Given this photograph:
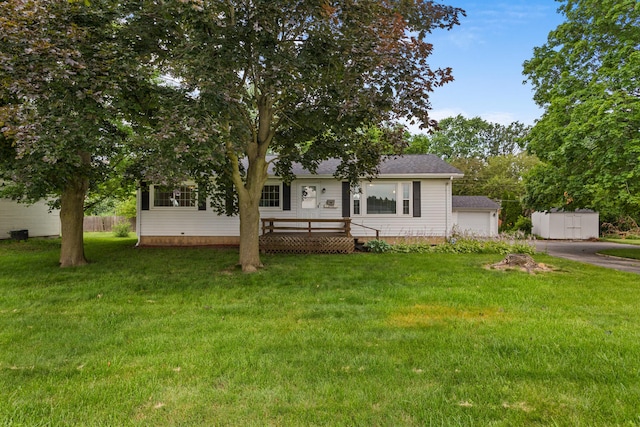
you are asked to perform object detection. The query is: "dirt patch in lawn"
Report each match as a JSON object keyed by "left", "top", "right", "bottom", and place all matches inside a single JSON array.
[{"left": 389, "top": 304, "right": 508, "bottom": 328}]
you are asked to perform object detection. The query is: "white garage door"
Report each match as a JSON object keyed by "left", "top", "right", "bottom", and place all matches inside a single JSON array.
[{"left": 456, "top": 212, "right": 491, "bottom": 236}]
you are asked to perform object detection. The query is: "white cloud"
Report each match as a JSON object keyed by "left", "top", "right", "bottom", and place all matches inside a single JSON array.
[
  {"left": 481, "top": 111, "right": 518, "bottom": 125},
  {"left": 429, "top": 108, "right": 470, "bottom": 122},
  {"left": 400, "top": 108, "right": 469, "bottom": 135},
  {"left": 402, "top": 109, "right": 534, "bottom": 135},
  {"left": 445, "top": 26, "right": 485, "bottom": 49}
]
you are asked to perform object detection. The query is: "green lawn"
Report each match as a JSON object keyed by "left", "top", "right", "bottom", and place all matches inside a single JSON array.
[
  {"left": 1, "top": 235, "right": 640, "bottom": 426},
  {"left": 601, "top": 237, "right": 640, "bottom": 246},
  {"left": 599, "top": 248, "right": 640, "bottom": 260}
]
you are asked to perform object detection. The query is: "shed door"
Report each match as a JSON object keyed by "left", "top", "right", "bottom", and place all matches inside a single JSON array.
[{"left": 565, "top": 214, "right": 582, "bottom": 239}]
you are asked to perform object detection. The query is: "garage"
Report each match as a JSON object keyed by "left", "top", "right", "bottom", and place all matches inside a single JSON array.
[{"left": 452, "top": 196, "right": 500, "bottom": 237}]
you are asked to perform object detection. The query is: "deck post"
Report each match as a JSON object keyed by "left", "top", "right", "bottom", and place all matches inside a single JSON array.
[{"left": 343, "top": 217, "right": 351, "bottom": 237}]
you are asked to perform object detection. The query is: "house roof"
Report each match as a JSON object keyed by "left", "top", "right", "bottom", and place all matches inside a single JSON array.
[
  {"left": 452, "top": 196, "right": 500, "bottom": 210},
  {"left": 268, "top": 154, "right": 463, "bottom": 178}
]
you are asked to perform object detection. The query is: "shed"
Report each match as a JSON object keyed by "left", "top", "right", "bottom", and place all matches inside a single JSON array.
[
  {"left": 452, "top": 196, "right": 500, "bottom": 237},
  {"left": 0, "top": 198, "right": 61, "bottom": 239},
  {"left": 532, "top": 209, "right": 599, "bottom": 240}
]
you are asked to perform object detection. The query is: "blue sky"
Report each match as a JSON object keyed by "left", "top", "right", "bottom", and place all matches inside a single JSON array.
[{"left": 412, "top": 0, "right": 566, "bottom": 131}]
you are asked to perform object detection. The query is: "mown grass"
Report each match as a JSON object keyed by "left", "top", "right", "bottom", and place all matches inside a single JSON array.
[
  {"left": 599, "top": 247, "right": 640, "bottom": 260},
  {"left": 601, "top": 237, "right": 640, "bottom": 246},
  {"left": 1, "top": 234, "right": 640, "bottom": 426}
]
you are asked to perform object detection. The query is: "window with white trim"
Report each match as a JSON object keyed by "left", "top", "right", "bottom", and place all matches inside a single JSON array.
[
  {"left": 353, "top": 185, "right": 361, "bottom": 215},
  {"left": 259, "top": 184, "right": 280, "bottom": 208},
  {"left": 352, "top": 182, "right": 412, "bottom": 216},
  {"left": 153, "top": 185, "right": 197, "bottom": 207},
  {"left": 402, "top": 183, "right": 411, "bottom": 215}
]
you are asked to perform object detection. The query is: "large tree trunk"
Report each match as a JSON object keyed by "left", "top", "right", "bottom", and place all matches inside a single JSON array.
[
  {"left": 231, "top": 94, "right": 274, "bottom": 272},
  {"left": 232, "top": 146, "right": 269, "bottom": 273},
  {"left": 237, "top": 194, "right": 263, "bottom": 273},
  {"left": 59, "top": 156, "right": 90, "bottom": 267}
]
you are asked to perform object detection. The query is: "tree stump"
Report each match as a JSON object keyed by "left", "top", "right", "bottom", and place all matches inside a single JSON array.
[{"left": 490, "top": 253, "right": 550, "bottom": 274}]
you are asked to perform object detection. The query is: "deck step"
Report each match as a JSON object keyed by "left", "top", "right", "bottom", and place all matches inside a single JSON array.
[{"left": 354, "top": 238, "right": 369, "bottom": 252}]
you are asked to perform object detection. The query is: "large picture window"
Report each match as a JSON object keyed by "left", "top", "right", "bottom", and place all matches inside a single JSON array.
[
  {"left": 353, "top": 182, "right": 412, "bottom": 216},
  {"left": 153, "top": 185, "right": 197, "bottom": 207},
  {"left": 259, "top": 184, "right": 280, "bottom": 208},
  {"left": 366, "top": 183, "right": 397, "bottom": 214}
]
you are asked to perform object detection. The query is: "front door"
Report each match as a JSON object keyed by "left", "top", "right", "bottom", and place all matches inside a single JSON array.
[{"left": 300, "top": 184, "right": 320, "bottom": 219}]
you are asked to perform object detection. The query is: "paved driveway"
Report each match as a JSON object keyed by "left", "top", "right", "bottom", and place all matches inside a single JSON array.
[{"left": 534, "top": 240, "right": 640, "bottom": 274}]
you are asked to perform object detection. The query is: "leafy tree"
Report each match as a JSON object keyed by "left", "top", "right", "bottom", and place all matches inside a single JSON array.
[
  {"left": 144, "top": 0, "right": 465, "bottom": 272},
  {"left": 522, "top": 0, "right": 640, "bottom": 220},
  {"left": 451, "top": 154, "right": 540, "bottom": 228},
  {"left": 407, "top": 116, "right": 536, "bottom": 226},
  {"left": 0, "top": 0, "right": 151, "bottom": 266},
  {"left": 406, "top": 115, "right": 530, "bottom": 159}
]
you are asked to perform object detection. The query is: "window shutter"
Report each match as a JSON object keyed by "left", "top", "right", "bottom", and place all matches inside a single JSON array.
[
  {"left": 412, "top": 181, "right": 421, "bottom": 217},
  {"left": 225, "top": 187, "right": 235, "bottom": 214},
  {"left": 141, "top": 182, "right": 149, "bottom": 211},
  {"left": 283, "top": 183, "right": 291, "bottom": 211},
  {"left": 342, "top": 182, "right": 350, "bottom": 217},
  {"left": 196, "top": 182, "right": 207, "bottom": 210}
]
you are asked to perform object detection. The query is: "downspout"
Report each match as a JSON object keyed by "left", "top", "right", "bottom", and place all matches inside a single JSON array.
[
  {"left": 445, "top": 176, "right": 453, "bottom": 240},
  {"left": 135, "top": 187, "right": 142, "bottom": 247},
  {"left": 445, "top": 179, "right": 449, "bottom": 239}
]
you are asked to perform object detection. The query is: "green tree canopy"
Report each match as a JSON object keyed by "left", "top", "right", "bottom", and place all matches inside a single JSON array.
[
  {"left": 406, "top": 115, "right": 537, "bottom": 229},
  {"left": 406, "top": 115, "right": 530, "bottom": 160},
  {"left": 141, "top": 0, "right": 465, "bottom": 271},
  {"left": 522, "top": 0, "right": 640, "bottom": 220},
  {"left": 0, "top": 0, "right": 152, "bottom": 266}
]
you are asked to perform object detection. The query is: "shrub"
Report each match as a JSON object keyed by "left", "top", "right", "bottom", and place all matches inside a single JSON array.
[
  {"left": 365, "top": 239, "right": 392, "bottom": 253},
  {"left": 115, "top": 195, "right": 137, "bottom": 219},
  {"left": 513, "top": 216, "right": 533, "bottom": 235},
  {"left": 112, "top": 221, "right": 131, "bottom": 238},
  {"left": 387, "top": 236, "right": 535, "bottom": 255}
]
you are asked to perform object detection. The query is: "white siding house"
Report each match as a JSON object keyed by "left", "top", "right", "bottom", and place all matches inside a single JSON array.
[
  {"left": 136, "top": 155, "right": 464, "bottom": 246},
  {"left": 532, "top": 209, "right": 599, "bottom": 240},
  {"left": 0, "top": 198, "right": 61, "bottom": 239}
]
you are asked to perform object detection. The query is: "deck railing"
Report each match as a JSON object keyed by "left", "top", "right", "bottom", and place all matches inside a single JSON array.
[
  {"left": 350, "top": 222, "right": 380, "bottom": 239},
  {"left": 261, "top": 218, "right": 352, "bottom": 237}
]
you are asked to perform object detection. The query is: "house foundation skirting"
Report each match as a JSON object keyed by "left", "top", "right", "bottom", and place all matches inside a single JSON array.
[
  {"left": 259, "top": 234, "right": 354, "bottom": 254},
  {"left": 138, "top": 235, "right": 240, "bottom": 247},
  {"left": 137, "top": 235, "right": 445, "bottom": 248}
]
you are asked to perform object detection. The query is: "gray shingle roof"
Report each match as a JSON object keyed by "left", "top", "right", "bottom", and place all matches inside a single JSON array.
[
  {"left": 269, "top": 154, "right": 462, "bottom": 177},
  {"left": 452, "top": 196, "right": 500, "bottom": 210}
]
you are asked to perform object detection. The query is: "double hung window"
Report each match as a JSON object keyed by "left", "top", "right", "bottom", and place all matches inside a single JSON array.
[
  {"left": 259, "top": 184, "right": 281, "bottom": 208},
  {"left": 153, "top": 185, "right": 197, "bottom": 207}
]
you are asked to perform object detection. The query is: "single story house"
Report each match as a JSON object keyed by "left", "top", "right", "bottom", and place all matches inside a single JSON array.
[
  {"left": 452, "top": 196, "right": 500, "bottom": 237},
  {"left": 0, "top": 198, "right": 61, "bottom": 240},
  {"left": 532, "top": 209, "right": 599, "bottom": 240},
  {"left": 136, "top": 154, "right": 466, "bottom": 246}
]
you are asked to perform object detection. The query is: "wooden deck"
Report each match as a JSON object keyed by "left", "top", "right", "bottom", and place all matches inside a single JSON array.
[{"left": 259, "top": 218, "right": 355, "bottom": 254}]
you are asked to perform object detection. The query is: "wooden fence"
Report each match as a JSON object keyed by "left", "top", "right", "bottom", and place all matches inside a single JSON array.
[{"left": 83, "top": 216, "right": 136, "bottom": 232}]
